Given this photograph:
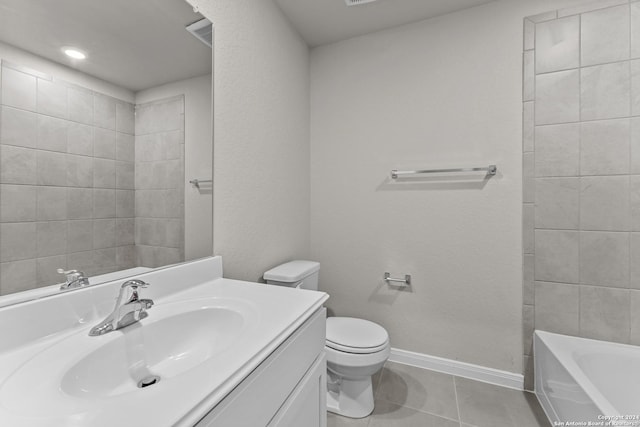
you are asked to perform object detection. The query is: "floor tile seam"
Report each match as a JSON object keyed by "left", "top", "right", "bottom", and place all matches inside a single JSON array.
[{"left": 373, "top": 395, "right": 461, "bottom": 424}]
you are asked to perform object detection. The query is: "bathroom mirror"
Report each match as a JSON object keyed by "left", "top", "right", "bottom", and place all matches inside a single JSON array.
[{"left": 0, "top": 0, "right": 213, "bottom": 307}]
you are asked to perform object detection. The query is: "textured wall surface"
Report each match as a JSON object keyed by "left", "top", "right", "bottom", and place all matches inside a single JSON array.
[
  {"left": 523, "top": 0, "right": 640, "bottom": 389},
  {"left": 191, "top": 0, "right": 311, "bottom": 282},
  {"left": 310, "top": 0, "right": 596, "bottom": 375},
  {"left": 0, "top": 61, "right": 136, "bottom": 294}
]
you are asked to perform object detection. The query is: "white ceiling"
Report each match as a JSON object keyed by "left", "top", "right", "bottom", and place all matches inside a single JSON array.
[
  {"left": 0, "top": 0, "right": 212, "bottom": 92},
  {"left": 275, "top": 0, "right": 496, "bottom": 47}
]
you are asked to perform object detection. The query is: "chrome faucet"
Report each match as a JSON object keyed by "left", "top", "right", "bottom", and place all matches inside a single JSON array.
[
  {"left": 89, "top": 279, "right": 154, "bottom": 336},
  {"left": 58, "top": 269, "right": 90, "bottom": 290}
]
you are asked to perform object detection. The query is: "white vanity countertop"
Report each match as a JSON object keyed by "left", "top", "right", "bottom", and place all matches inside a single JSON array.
[{"left": 0, "top": 257, "right": 328, "bottom": 427}]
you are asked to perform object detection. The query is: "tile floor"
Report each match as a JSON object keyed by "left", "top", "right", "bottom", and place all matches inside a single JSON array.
[{"left": 327, "top": 361, "right": 550, "bottom": 427}]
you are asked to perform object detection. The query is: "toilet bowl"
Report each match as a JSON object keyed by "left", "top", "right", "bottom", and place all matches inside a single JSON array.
[{"left": 264, "top": 260, "right": 390, "bottom": 419}]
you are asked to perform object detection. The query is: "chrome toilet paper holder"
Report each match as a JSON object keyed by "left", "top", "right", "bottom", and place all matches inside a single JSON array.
[{"left": 384, "top": 272, "right": 411, "bottom": 287}]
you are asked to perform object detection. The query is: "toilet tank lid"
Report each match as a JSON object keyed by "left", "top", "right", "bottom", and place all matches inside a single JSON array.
[{"left": 263, "top": 260, "right": 320, "bottom": 282}]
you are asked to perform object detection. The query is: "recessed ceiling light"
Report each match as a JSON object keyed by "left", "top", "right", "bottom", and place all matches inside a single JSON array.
[{"left": 63, "top": 48, "right": 86, "bottom": 60}]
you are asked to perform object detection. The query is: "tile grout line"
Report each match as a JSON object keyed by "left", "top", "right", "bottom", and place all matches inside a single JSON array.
[{"left": 452, "top": 376, "right": 463, "bottom": 427}]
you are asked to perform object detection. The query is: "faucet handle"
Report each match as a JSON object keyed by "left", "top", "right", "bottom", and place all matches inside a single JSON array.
[
  {"left": 121, "top": 279, "right": 150, "bottom": 290},
  {"left": 58, "top": 268, "right": 81, "bottom": 278}
]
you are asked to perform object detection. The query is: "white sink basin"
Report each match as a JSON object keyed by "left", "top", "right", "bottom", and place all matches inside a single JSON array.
[
  {"left": 0, "top": 297, "right": 257, "bottom": 417},
  {"left": 0, "top": 257, "right": 328, "bottom": 427},
  {"left": 62, "top": 304, "right": 246, "bottom": 398}
]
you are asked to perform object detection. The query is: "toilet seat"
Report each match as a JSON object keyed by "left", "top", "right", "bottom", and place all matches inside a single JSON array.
[{"left": 326, "top": 317, "right": 389, "bottom": 354}]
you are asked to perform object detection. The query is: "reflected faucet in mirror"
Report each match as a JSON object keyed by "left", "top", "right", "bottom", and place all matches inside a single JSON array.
[
  {"left": 57, "top": 269, "right": 90, "bottom": 290},
  {"left": 89, "top": 279, "right": 154, "bottom": 336}
]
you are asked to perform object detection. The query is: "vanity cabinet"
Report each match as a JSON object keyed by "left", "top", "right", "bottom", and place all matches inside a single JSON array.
[{"left": 196, "top": 308, "right": 327, "bottom": 427}]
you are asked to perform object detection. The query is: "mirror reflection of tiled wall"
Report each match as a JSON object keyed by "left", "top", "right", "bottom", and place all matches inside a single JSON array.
[
  {"left": 134, "top": 96, "right": 185, "bottom": 268},
  {"left": 523, "top": 1, "right": 640, "bottom": 389},
  {"left": 0, "top": 62, "right": 136, "bottom": 295}
]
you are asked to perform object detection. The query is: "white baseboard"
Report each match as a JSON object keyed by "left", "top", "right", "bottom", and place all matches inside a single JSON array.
[{"left": 388, "top": 347, "right": 524, "bottom": 391}]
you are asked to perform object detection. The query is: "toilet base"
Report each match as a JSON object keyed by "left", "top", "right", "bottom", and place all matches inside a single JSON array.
[{"left": 326, "top": 371, "right": 374, "bottom": 419}]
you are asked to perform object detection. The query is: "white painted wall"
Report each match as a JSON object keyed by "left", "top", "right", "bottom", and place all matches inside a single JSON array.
[
  {"left": 0, "top": 41, "right": 134, "bottom": 102},
  {"left": 190, "top": 0, "right": 311, "bottom": 282},
  {"left": 135, "top": 74, "right": 213, "bottom": 261},
  {"left": 310, "top": 0, "right": 596, "bottom": 374}
]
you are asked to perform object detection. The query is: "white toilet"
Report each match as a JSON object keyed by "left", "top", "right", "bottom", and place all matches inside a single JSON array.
[{"left": 264, "top": 260, "right": 390, "bottom": 419}]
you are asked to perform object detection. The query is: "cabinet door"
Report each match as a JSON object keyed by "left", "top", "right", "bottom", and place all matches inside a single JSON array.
[{"left": 269, "top": 353, "right": 327, "bottom": 427}]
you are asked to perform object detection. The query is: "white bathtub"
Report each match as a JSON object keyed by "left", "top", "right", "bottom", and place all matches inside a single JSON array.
[{"left": 534, "top": 330, "right": 640, "bottom": 426}]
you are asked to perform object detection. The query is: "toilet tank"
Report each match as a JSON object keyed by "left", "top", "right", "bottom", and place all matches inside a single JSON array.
[{"left": 263, "top": 260, "right": 320, "bottom": 290}]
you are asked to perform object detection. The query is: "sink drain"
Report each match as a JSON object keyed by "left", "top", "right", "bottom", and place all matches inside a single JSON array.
[{"left": 137, "top": 375, "right": 160, "bottom": 388}]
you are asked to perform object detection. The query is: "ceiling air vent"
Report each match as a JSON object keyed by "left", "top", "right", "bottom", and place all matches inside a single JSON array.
[
  {"left": 186, "top": 18, "right": 213, "bottom": 48},
  {"left": 345, "top": 0, "right": 378, "bottom": 6}
]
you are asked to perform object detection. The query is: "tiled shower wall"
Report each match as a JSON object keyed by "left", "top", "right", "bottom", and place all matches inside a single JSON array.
[
  {"left": 0, "top": 62, "right": 136, "bottom": 295},
  {"left": 523, "top": 0, "right": 640, "bottom": 389},
  {"left": 134, "top": 96, "right": 185, "bottom": 268}
]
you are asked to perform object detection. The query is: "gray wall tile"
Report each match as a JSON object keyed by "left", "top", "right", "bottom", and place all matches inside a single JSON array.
[
  {"left": 632, "top": 60, "right": 640, "bottom": 116},
  {"left": 67, "top": 220, "right": 93, "bottom": 253},
  {"left": 37, "top": 79, "right": 67, "bottom": 119},
  {"left": 524, "top": 254, "right": 535, "bottom": 305},
  {"left": 0, "top": 145, "right": 36, "bottom": 184},
  {"left": 580, "top": 285, "right": 630, "bottom": 343},
  {"left": 0, "top": 260, "right": 36, "bottom": 294},
  {"left": 67, "top": 87, "right": 93, "bottom": 125},
  {"left": 1, "top": 66, "right": 36, "bottom": 111},
  {"left": 581, "top": 5, "right": 630, "bottom": 66},
  {"left": 93, "top": 128, "right": 116, "bottom": 159},
  {"left": 523, "top": 51, "right": 535, "bottom": 102},
  {"left": 523, "top": 305, "right": 534, "bottom": 355},
  {"left": 523, "top": 102, "right": 534, "bottom": 153},
  {"left": 93, "top": 158, "right": 115, "bottom": 188},
  {"left": 630, "top": 233, "right": 640, "bottom": 289},
  {"left": 580, "top": 176, "right": 630, "bottom": 231},
  {"left": 93, "top": 94, "right": 116, "bottom": 130},
  {"left": 93, "top": 247, "right": 116, "bottom": 268},
  {"left": 116, "top": 190, "right": 134, "bottom": 218},
  {"left": 580, "top": 231, "right": 629, "bottom": 288},
  {"left": 535, "top": 123, "right": 579, "bottom": 177},
  {"left": 630, "top": 176, "right": 640, "bottom": 231},
  {"left": 116, "top": 245, "right": 136, "bottom": 269},
  {"left": 116, "top": 132, "right": 134, "bottom": 161},
  {"left": 66, "top": 154, "right": 93, "bottom": 187},
  {"left": 0, "top": 223, "right": 36, "bottom": 262},
  {"left": 1, "top": 106, "right": 37, "bottom": 148},
  {"left": 581, "top": 62, "right": 630, "bottom": 121},
  {"left": 523, "top": 204, "right": 534, "bottom": 254},
  {"left": 93, "top": 189, "right": 116, "bottom": 219},
  {"left": 67, "top": 188, "right": 93, "bottom": 219},
  {"left": 36, "top": 186, "right": 67, "bottom": 220},
  {"left": 37, "top": 115, "right": 67, "bottom": 152},
  {"left": 116, "top": 102, "right": 135, "bottom": 135},
  {"left": 67, "top": 122, "right": 93, "bottom": 156},
  {"left": 632, "top": 2, "right": 640, "bottom": 59},
  {"left": 36, "top": 151, "right": 67, "bottom": 186},
  {"left": 116, "top": 218, "right": 135, "bottom": 246},
  {"left": 580, "top": 119, "right": 630, "bottom": 175},
  {"left": 93, "top": 219, "right": 116, "bottom": 249},
  {"left": 116, "top": 161, "right": 134, "bottom": 190},
  {"left": 36, "top": 221, "right": 67, "bottom": 257},
  {"left": 535, "top": 178, "right": 579, "bottom": 229},
  {"left": 535, "top": 281, "right": 580, "bottom": 335},
  {"left": 536, "top": 16, "right": 580, "bottom": 73},
  {"left": 535, "top": 230, "right": 579, "bottom": 283},
  {"left": 0, "top": 184, "right": 36, "bottom": 222},
  {"left": 536, "top": 70, "right": 580, "bottom": 125},
  {"left": 631, "top": 290, "right": 640, "bottom": 344}
]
